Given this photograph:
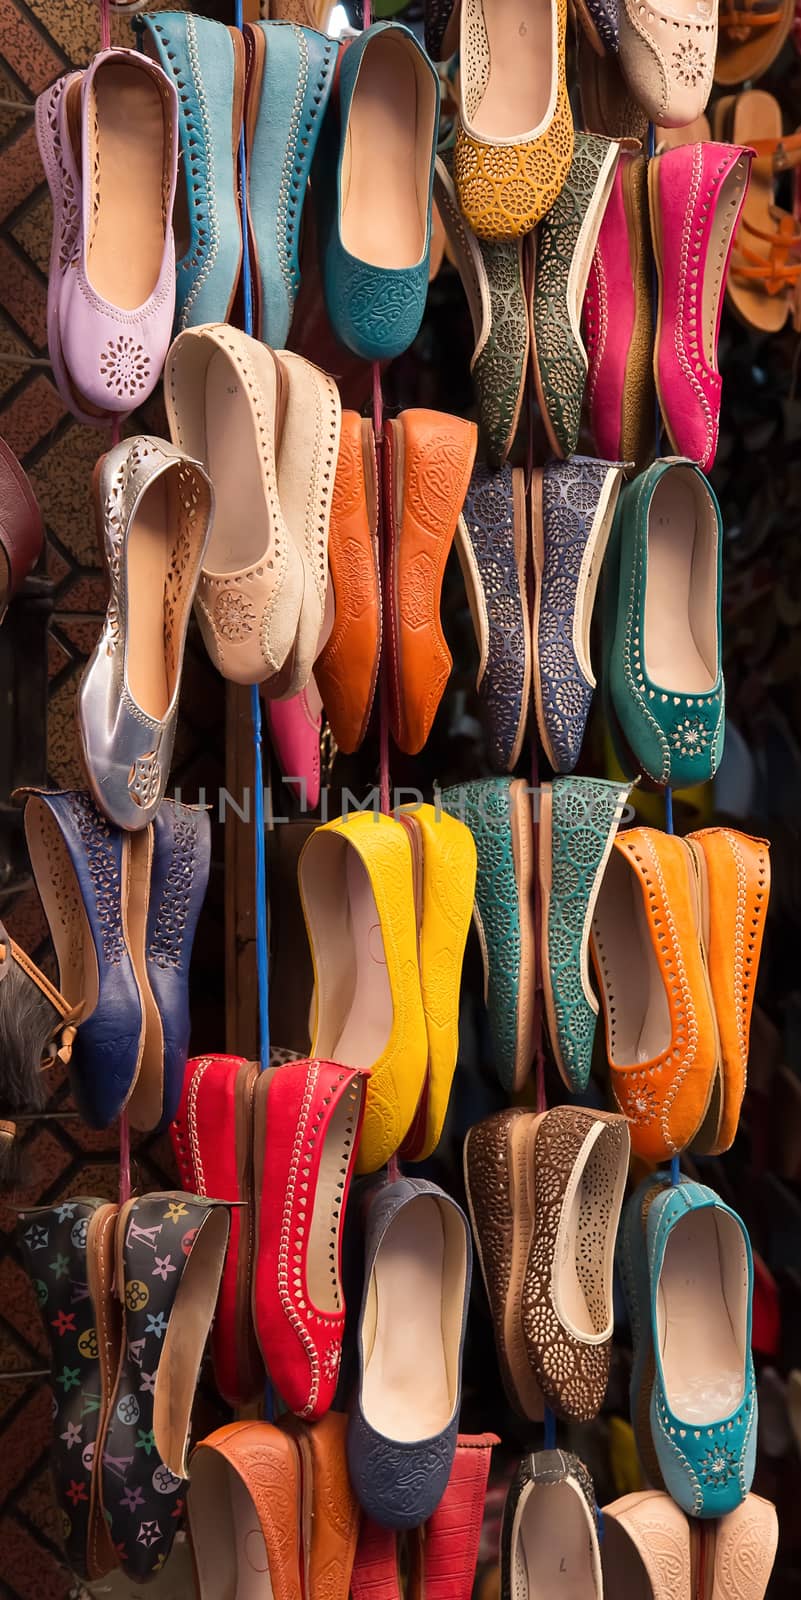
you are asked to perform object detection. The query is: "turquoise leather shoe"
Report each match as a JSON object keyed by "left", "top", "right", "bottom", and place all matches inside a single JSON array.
[
  {"left": 316, "top": 23, "right": 440, "bottom": 362},
  {"left": 540, "top": 776, "right": 630, "bottom": 1094},
  {"left": 244, "top": 22, "right": 336, "bottom": 348},
  {"left": 646, "top": 1181, "right": 756, "bottom": 1518},
  {"left": 441, "top": 778, "right": 535, "bottom": 1093},
  {"left": 142, "top": 14, "right": 243, "bottom": 332},
  {"left": 605, "top": 459, "right": 725, "bottom": 790}
]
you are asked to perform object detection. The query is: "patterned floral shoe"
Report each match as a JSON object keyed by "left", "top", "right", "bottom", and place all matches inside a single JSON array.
[
  {"left": 531, "top": 131, "right": 623, "bottom": 458},
  {"left": 501, "top": 1451, "right": 602, "bottom": 1600},
  {"left": 100, "top": 1192, "right": 230, "bottom": 1583},
  {"left": 18, "top": 1199, "right": 119, "bottom": 1582},
  {"left": 531, "top": 457, "right": 624, "bottom": 773},
  {"left": 441, "top": 779, "right": 536, "bottom": 1092},
  {"left": 454, "top": 0, "right": 574, "bottom": 240},
  {"left": 519, "top": 1106, "right": 629, "bottom": 1422},
  {"left": 455, "top": 464, "right": 530, "bottom": 771},
  {"left": 644, "top": 1181, "right": 756, "bottom": 1518},
  {"left": 434, "top": 153, "right": 529, "bottom": 466},
  {"left": 539, "top": 777, "right": 630, "bottom": 1094}
]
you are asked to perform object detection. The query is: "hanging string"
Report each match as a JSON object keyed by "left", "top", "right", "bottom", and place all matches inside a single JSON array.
[{"left": 98, "top": 0, "right": 112, "bottom": 51}]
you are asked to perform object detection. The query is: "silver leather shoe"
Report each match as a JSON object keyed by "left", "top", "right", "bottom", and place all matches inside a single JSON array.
[{"left": 78, "top": 435, "right": 214, "bottom": 830}]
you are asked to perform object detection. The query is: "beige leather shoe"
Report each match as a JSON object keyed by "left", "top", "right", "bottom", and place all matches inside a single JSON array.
[
  {"left": 618, "top": 0, "right": 717, "bottom": 128},
  {"left": 602, "top": 1491, "right": 691, "bottom": 1598},
  {"left": 164, "top": 323, "right": 303, "bottom": 686},
  {"left": 710, "top": 1493, "right": 778, "bottom": 1599}
]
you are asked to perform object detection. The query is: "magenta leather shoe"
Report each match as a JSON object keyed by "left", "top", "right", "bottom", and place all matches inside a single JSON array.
[
  {"left": 263, "top": 682, "right": 322, "bottom": 810},
  {"left": 650, "top": 142, "right": 752, "bottom": 474},
  {"left": 583, "top": 149, "right": 654, "bottom": 472},
  {"left": 36, "top": 49, "right": 178, "bottom": 422}
]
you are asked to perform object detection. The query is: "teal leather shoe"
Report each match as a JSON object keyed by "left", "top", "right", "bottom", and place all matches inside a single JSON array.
[
  {"left": 142, "top": 14, "right": 243, "bottom": 332},
  {"left": 315, "top": 23, "right": 440, "bottom": 362},
  {"left": 647, "top": 1181, "right": 756, "bottom": 1518},
  {"left": 540, "top": 776, "right": 630, "bottom": 1094},
  {"left": 244, "top": 22, "right": 336, "bottom": 348},
  {"left": 441, "top": 778, "right": 534, "bottom": 1093},
  {"left": 605, "top": 459, "right": 725, "bottom": 790}
]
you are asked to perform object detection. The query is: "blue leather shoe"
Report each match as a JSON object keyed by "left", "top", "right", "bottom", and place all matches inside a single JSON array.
[
  {"left": 244, "top": 22, "right": 336, "bottom": 348},
  {"left": 316, "top": 23, "right": 440, "bottom": 362},
  {"left": 347, "top": 1177, "right": 471, "bottom": 1529},
  {"left": 145, "top": 801, "right": 211, "bottom": 1128},
  {"left": 23, "top": 790, "right": 144, "bottom": 1128},
  {"left": 142, "top": 13, "right": 244, "bottom": 331}
]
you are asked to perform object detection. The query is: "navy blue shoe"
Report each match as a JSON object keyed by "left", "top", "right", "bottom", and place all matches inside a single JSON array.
[
  {"left": 145, "top": 800, "right": 211, "bottom": 1128},
  {"left": 347, "top": 1177, "right": 471, "bottom": 1529},
  {"left": 23, "top": 789, "right": 144, "bottom": 1128}
]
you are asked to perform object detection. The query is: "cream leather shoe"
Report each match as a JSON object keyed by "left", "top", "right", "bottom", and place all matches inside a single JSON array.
[
  {"left": 164, "top": 323, "right": 303, "bottom": 687},
  {"left": 618, "top": 0, "right": 717, "bottom": 129},
  {"left": 602, "top": 1491, "right": 691, "bottom": 1598}
]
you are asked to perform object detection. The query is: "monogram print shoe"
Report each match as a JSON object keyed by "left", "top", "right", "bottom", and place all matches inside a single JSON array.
[
  {"left": 100, "top": 1193, "right": 230, "bottom": 1582},
  {"left": 78, "top": 437, "right": 213, "bottom": 832},
  {"left": 18, "top": 1199, "right": 119, "bottom": 1581},
  {"left": 252, "top": 1060, "right": 368, "bottom": 1418}
]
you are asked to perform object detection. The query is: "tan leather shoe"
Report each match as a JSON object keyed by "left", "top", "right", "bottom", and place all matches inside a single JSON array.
[
  {"left": 710, "top": 1493, "right": 778, "bottom": 1599},
  {"left": 278, "top": 1412, "right": 359, "bottom": 1600},
  {"left": 602, "top": 1490, "right": 692, "bottom": 1598},
  {"left": 188, "top": 1421, "right": 303, "bottom": 1599}
]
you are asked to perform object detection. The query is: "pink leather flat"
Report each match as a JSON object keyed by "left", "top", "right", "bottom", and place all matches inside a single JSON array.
[
  {"left": 36, "top": 48, "right": 178, "bottom": 422},
  {"left": 650, "top": 141, "right": 752, "bottom": 473},
  {"left": 263, "top": 681, "right": 323, "bottom": 811},
  {"left": 583, "top": 148, "right": 654, "bottom": 470}
]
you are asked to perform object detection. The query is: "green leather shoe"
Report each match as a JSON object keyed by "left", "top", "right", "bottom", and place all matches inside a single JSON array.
[
  {"left": 434, "top": 151, "right": 528, "bottom": 467},
  {"left": 441, "top": 778, "right": 535, "bottom": 1093},
  {"left": 531, "top": 131, "right": 622, "bottom": 459},
  {"left": 605, "top": 459, "right": 725, "bottom": 790},
  {"left": 540, "top": 776, "right": 631, "bottom": 1094}
]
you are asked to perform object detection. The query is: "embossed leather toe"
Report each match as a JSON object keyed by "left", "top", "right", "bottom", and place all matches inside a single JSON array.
[
  {"left": 601, "top": 1490, "right": 692, "bottom": 1598},
  {"left": 347, "top": 1177, "right": 472, "bottom": 1529},
  {"left": 455, "top": 464, "right": 530, "bottom": 772},
  {"left": 188, "top": 1421, "right": 303, "bottom": 1599},
  {"left": 78, "top": 437, "right": 213, "bottom": 831},
  {"left": 385, "top": 409, "right": 477, "bottom": 755},
  {"left": 278, "top": 1411, "right": 360, "bottom": 1600},
  {"left": 314, "top": 411, "right": 380, "bottom": 754}
]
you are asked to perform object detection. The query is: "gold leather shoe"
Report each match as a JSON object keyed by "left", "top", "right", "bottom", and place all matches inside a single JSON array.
[{"left": 298, "top": 811, "right": 428, "bottom": 1173}]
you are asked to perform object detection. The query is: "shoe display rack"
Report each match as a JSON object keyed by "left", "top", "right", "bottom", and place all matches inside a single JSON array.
[{"left": 0, "top": 0, "right": 799, "bottom": 1594}]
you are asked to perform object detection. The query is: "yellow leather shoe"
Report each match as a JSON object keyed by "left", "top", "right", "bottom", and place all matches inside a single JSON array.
[
  {"left": 398, "top": 804, "right": 477, "bottom": 1162},
  {"left": 454, "top": 0, "right": 574, "bottom": 241},
  {"left": 298, "top": 810, "right": 428, "bottom": 1173}
]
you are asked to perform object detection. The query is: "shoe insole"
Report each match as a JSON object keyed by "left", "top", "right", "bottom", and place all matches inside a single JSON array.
[
  {"left": 558, "top": 1129, "right": 610, "bottom": 1339},
  {"left": 644, "top": 472, "right": 716, "bottom": 694},
  {"left": 204, "top": 346, "right": 274, "bottom": 574},
  {"left": 701, "top": 154, "right": 750, "bottom": 368},
  {"left": 125, "top": 473, "right": 171, "bottom": 720},
  {"left": 514, "top": 1480, "right": 599, "bottom": 1600},
  {"left": 341, "top": 34, "right": 427, "bottom": 269},
  {"left": 229, "top": 1470, "right": 275, "bottom": 1600},
  {"left": 25, "top": 799, "right": 99, "bottom": 1019},
  {"left": 600, "top": 1518, "right": 652, "bottom": 1600},
  {"left": 729, "top": 91, "right": 791, "bottom": 336},
  {"left": 657, "top": 1209, "right": 746, "bottom": 1423},
  {"left": 468, "top": 0, "right": 553, "bottom": 140},
  {"left": 333, "top": 849, "right": 392, "bottom": 1067},
  {"left": 362, "top": 1197, "right": 450, "bottom": 1440},
  {"left": 594, "top": 848, "right": 671, "bottom": 1065},
  {"left": 306, "top": 1077, "right": 361, "bottom": 1312},
  {"left": 88, "top": 63, "right": 167, "bottom": 309}
]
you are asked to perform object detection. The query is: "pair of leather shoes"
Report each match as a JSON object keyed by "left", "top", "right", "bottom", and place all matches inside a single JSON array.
[
  {"left": 22, "top": 789, "right": 210, "bottom": 1132},
  {"left": 351, "top": 1434, "right": 497, "bottom": 1599},
  {"left": 315, "top": 408, "right": 477, "bottom": 757},
  {"left": 171, "top": 1054, "right": 368, "bottom": 1417},
  {"left": 189, "top": 1411, "right": 358, "bottom": 1600},
  {"left": 18, "top": 1192, "right": 230, "bottom": 1584}
]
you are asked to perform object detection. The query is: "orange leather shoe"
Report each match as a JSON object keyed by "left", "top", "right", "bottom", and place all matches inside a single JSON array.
[
  {"left": 278, "top": 1412, "right": 359, "bottom": 1600},
  {"left": 686, "top": 827, "right": 770, "bottom": 1156},
  {"left": 590, "top": 827, "right": 719, "bottom": 1163},
  {"left": 385, "top": 409, "right": 477, "bottom": 755},
  {"left": 188, "top": 1420, "right": 303, "bottom": 1599},
  {"left": 315, "top": 410, "right": 380, "bottom": 755}
]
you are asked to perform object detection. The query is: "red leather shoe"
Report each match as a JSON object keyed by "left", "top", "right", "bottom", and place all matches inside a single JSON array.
[
  {"left": 170, "top": 1053, "right": 263, "bottom": 1407},
  {"left": 252, "top": 1058, "right": 368, "bottom": 1419},
  {"left": 350, "top": 1514, "right": 402, "bottom": 1600},
  {"left": 408, "top": 1433, "right": 499, "bottom": 1600}
]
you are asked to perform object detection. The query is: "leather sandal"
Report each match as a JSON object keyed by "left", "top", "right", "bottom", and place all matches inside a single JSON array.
[
  {"left": 716, "top": 91, "right": 801, "bottom": 334},
  {"left": 716, "top": 0, "right": 795, "bottom": 88}
]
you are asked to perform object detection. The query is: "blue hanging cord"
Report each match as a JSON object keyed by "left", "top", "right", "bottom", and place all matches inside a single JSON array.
[
  {"left": 664, "top": 784, "right": 673, "bottom": 835},
  {"left": 670, "top": 1154, "right": 680, "bottom": 1186},
  {"left": 543, "top": 1405, "right": 557, "bottom": 1450},
  {"left": 232, "top": 0, "right": 269, "bottom": 1073}
]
